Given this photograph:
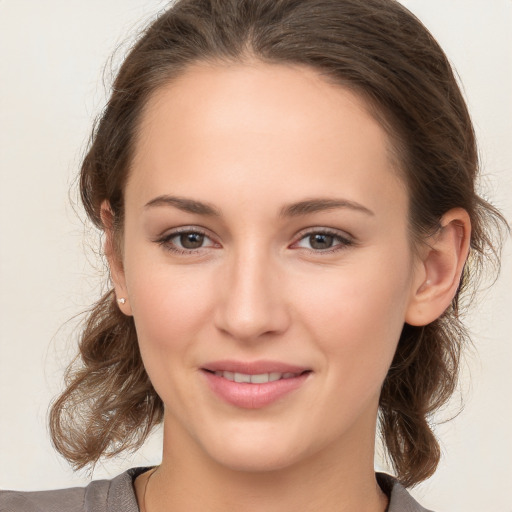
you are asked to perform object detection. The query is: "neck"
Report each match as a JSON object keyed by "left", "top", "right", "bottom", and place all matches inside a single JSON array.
[{"left": 143, "top": 412, "right": 388, "bottom": 512}]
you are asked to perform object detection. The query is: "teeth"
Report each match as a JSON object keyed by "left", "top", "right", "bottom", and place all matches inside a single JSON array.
[
  {"left": 234, "top": 372, "right": 251, "bottom": 383},
  {"left": 213, "top": 371, "right": 300, "bottom": 383},
  {"left": 250, "top": 373, "right": 269, "bottom": 384}
]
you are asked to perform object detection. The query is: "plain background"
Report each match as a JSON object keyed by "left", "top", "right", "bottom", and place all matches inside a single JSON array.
[{"left": 0, "top": 1, "right": 511, "bottom": 510}]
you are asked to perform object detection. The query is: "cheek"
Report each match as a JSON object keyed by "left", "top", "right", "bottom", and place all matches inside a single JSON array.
[
  {"left": 123, "top": 259, "right": 220, "bottom": 408},
  {"left": 124, "top": 258, "right": 216, "bottom": 358},
  {"left": 294, "top": 251, "right": 413, "bottom": 385}
]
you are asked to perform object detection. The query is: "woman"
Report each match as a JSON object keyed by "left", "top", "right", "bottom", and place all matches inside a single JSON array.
[{"left": 0, "top": 0, "right": 507, "bottom": 511}]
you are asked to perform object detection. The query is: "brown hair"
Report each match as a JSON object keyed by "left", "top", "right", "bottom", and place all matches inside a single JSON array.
[{"left": 49, "top": 0, "right": 507, "bottom": 486}]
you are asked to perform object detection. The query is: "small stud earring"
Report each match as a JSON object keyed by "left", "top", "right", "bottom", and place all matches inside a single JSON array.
[{"left": 117, "top": 298, "right": 126, "bottom": 304}]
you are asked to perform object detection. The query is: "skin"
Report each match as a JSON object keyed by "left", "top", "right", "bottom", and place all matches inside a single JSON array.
[{"left": 106, "top": 61, "right": 471, "bottom": 512}]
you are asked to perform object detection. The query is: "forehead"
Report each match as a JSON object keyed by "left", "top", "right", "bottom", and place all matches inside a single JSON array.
[
  {"left": 135, "top": 60, "right": 391, "bottom": 157},
  {"left": 127, "top": 61, "right": 406, "bottom": 218}
]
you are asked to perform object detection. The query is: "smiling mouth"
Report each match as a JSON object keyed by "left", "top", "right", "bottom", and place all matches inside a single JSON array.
[
  {"left": 203, "top": 370, "right": 310, "bottom": 384},
  {"left": 200, "top": 360, "right": 312, "bottom": 408},
  {"left": 201, "top": 367, "right": 311, "bottom": 409}
]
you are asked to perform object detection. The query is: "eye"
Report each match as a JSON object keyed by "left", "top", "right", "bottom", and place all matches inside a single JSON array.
[
  {"left": 174, "top": 232, "right": 207, "bottom": 249},
  {"left": 156, "top": 228, "right": 218, "bottom": 254},
  {"left": 293, "top": 229, "right": 354, "bottom": 253}
]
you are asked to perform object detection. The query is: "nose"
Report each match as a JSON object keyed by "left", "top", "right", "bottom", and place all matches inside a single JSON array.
[{"left": 213, "top": 246, "right": 291, "bottom": 342}]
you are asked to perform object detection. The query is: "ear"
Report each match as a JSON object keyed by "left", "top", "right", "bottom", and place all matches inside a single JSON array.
[
  {"left": 405, "top": 208, "right": 471, "bottom": 326},
  {"left": 100, "top": 200, "right": 133, "bottom": 316}
]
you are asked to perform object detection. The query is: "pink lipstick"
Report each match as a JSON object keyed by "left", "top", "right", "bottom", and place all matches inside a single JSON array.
[{"left": 201, "top": 360, "right": 311, "bottom": 409}]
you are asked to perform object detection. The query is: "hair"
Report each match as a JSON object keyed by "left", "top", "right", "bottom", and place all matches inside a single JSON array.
[{"left": 49, "top": 0, "right": 507, "bottom": 487}]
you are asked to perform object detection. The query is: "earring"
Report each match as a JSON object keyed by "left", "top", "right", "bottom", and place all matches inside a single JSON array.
[{"left": 117, "top": 298, "right": 126, "bottom": 304}]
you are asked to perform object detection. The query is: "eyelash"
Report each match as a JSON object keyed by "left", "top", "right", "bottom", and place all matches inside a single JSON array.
[
  {"left": 155, "top": 227, "right": 216, "bottom": 255},
  {"left": 292, "top": 228, "right": 354, "bottom": 254},
  {"left": 155, "top": 227, "right": 354, "bottom": 255}
]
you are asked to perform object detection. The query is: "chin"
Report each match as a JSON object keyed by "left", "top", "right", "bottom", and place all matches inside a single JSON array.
[
  {"left": 197, "top": 421, "right": 318, "bottom": 474},
  {"left": 208, "top": 445, "right": 303, "bottom": 474}
]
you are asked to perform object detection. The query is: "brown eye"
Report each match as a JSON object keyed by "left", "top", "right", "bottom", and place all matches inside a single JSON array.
[
  {"left": 179, "top": 232, "right": 205, "bottom": 249},
  {"left": 308, "top": 233, "right": 334, "bottom": 250},
  {"left": 156, "top": 228, "right": 218, "bottom": 255},
  {"left": 293, "top": 229, "right": 353, "bottom": 253}
]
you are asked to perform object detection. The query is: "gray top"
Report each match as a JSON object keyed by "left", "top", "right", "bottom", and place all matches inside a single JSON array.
[{"left": 0, "top": 468, "right": 433, "bottom": 512}]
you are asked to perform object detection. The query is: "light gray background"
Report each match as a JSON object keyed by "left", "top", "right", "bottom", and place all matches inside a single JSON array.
[{"left": 0, "top": 1, "right": 511, "bottom": 510}]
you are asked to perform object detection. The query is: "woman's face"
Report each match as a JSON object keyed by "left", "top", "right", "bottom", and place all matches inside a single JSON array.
[{"left": 117, "top": 62, "right": 423, "bottom": 472}]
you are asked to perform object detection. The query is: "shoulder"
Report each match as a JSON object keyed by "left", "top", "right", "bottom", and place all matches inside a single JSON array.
[
  {"left": 0, "top": 485, "right": 88, "bottom": 512},
  {"left": 377, "top": 473, "right": 435, "bottom": 512},
  {"left": 0, "top": 467, "right": 149, "bottom": 512}
]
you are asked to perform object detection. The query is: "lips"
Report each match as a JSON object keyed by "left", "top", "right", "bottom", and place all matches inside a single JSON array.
[
  {"left": 211, "top": 370, "right": 300, "bottom": 383},
  {"left": 201, "top": 360, "right": 311, "bottom": 409}
]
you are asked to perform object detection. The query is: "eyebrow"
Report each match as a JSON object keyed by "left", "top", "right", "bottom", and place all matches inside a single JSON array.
[
  {"left": 144, "top": 195, "right": 222, "bottom": 216},
  {"left": 279, "top": 198, "right": 374, "bottom": 217},
  {"left": 144, "top": 195, "right": 374, "bottom": 218}
]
